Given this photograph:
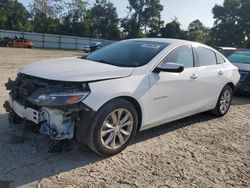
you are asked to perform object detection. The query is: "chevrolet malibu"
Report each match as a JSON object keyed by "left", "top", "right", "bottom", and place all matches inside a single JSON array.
[{"left": 4, "top": 39, "right": 240, "bottom": 156}]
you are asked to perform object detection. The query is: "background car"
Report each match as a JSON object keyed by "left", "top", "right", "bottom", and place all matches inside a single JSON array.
[
  {"left": 83, "top": 41, "right": 113, "bottom": 53},
  {"left": 0, "top": 37, "right": 12, "bottom": 47},
  {"left": 0, "top": 36, "right": 33, "bottom": 48},
  {"left": 216, "top": 47, "right": 250, "bottom": 94},
  {"left": 215, "top": 47, "right": 237, "bottom": 57}
]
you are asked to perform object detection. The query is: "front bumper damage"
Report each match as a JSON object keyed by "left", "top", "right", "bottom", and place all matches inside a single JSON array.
[{"left": 4, "top": 74, "right": 90, "bottom": 140}]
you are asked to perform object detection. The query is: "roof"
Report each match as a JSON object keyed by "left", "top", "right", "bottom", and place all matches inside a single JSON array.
[{"left": 127, "top": 38, "right": 194, "bottom": 44}]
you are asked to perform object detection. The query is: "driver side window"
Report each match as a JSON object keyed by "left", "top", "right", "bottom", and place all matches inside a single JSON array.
[{"left": 163, "top": 45, "right": 194, "bottom": 68}]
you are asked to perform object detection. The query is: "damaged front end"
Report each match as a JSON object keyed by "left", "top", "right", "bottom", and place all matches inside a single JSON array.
[{"left": 4, "top": 73, "right": 90, "bottom": 140}]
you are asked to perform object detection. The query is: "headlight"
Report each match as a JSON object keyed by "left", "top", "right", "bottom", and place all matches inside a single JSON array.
[{"left": 27, "top": 87, "right": 90, "bottom": 107}]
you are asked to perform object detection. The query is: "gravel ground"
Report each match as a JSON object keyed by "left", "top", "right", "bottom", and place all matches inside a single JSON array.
[{"left": 0, "top": 47, "right": 249, "bottom": 188}]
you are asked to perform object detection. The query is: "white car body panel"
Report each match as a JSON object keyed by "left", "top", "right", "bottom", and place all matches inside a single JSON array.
[
  {"left": 12, "top": 38, "right": 241, "bottom": 133},
  {"left": 19, "top": 57, "right": 134, "bottom": 82},
  {"left": 147, "top": 67, "right": 207, "bottom": 128},
  {"left": 83, "top": 75, "right": 150, "bottom": 127},
  {"left": 8, "top": 96, "right": 40, "bottom": 124}
]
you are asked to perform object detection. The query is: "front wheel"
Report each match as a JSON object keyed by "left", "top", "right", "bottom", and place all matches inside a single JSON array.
[
  {"left": 86, "top": 99, "right": 138, "bottom": 157},
  {"left": 212, "top": 85, "right": 233, "bottom": 117}
]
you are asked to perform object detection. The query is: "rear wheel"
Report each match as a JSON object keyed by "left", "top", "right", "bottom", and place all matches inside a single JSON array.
[
  {"left": 86, "top": 99, "right": 138, "bottom": 156},
  {"left": 212, "top": 85, "right": 233, "bottom": 117}
]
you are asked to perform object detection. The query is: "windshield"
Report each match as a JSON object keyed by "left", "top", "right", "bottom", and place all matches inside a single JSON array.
[
  {"left": 228, "top": 50, "right": 250, "bottom": 64},
  {"left": 85, "top": 40, "right": 169, "bottom": 67}
]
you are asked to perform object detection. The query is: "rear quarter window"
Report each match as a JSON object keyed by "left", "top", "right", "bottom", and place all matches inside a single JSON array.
[{"left": 216, "top": 53, "right": 226, "bottom": 64}]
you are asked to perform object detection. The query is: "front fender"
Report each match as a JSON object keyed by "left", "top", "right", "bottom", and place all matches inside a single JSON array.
[{"left": 82, "top": 75, "right": 150, "bottom": 126}]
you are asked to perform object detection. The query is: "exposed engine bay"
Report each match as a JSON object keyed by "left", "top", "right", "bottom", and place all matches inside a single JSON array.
[{"left": 4, "top": 73, "right": 90, "bottom": 140}]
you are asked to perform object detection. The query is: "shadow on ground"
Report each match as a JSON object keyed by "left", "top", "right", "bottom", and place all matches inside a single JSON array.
[{"left": 0, "top": 95, "right": 248, "bottom": 187}]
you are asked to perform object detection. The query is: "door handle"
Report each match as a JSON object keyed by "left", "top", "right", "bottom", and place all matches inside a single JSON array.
[
  {"left": 190, "top": 74, "right": 198, "bottom": 80},
  {"left": 218, "top": 71, "right": 224, "bottom": 76}
]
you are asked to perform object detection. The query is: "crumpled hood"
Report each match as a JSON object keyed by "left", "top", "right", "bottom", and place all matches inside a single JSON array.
[
  {"left": 232, "top": 62, "right": 250, "bottom": 72},
  {"left": 19, "top": 57, "right": 134, "bottom": 82}
]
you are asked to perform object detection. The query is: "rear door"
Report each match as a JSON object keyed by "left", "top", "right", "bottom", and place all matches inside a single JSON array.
[{"left": 193, "top": 46, "right": 227, "bottom": 109}]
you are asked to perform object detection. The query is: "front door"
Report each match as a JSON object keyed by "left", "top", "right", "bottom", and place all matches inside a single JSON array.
[{"left": 147, "top": 45, "right": 202, "bottom": 127}]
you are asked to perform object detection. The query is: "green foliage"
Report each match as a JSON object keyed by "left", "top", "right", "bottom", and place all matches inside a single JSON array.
[
  {"left": 0, "top": 0, "right": 249, "bottom": 46},
  {"left": 159, "top": 18, "right": 181, "bottom": 38},
  {"left": 60, "top": 0, "right": 88, "bottom": 36},
  {"left": 121, "top": 0, "right": 164, "bottom": 38},
  {"left": 211, "top": 0, "right": 250, "bottom": 47},
  {"left": 0, "top": 0, "right": 31, "bottom": 31},
  {"left": 187, "top": 19, "right": 210, "bottom": 44},
  {"left": 28, "top": 0, "right": 62, "bottom": 33},
  {"left": 85, "top": 0, "right": 120, "bottom": 40}
]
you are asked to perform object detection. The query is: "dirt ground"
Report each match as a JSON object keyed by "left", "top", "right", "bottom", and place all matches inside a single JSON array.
[{"left": 0, "top": 47, "right": 249, "bottom": 188}]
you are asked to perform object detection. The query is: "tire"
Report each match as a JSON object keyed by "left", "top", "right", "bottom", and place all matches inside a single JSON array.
[
  {"left": 212, "top": 85, "right": 233, "bottom": 117},
  {"left": 86, "top": 98, "right": 138, "bottom": 157}
]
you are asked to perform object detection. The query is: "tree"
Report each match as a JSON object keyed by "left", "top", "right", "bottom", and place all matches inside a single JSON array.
[
  {"left": 187, "top": 19, "right": 210, "bottom": 44},
  {"left": 160, "top": 18, "right": 181, "bottom": 38},
  {"left": 211, "top": 0, "right": 250, "bottom": 47},
  {"left": 85, "top": 0, "right": 120, "bottom": 40},
  {"left": 121, "top": 15, "right": 139, "bottom": 38},
  {"left": 121, "top": 0, "right": 164, "bottom": 38},
  {"left": 29, "top": 0, "right": 62, "bottom": 33},
  {"left": 61, "top": 0, "right": 88, "bottom": 36},
  {"left": 144, "top": 0, "right": 164, "bottom": 36},
  {"left": 0, "top": 0, "right": 31, "bottom": 31}
]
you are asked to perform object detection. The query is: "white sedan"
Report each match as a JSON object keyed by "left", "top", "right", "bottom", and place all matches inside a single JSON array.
[{"left": 5, "top": 38, "right": 240, "bottom": 156}]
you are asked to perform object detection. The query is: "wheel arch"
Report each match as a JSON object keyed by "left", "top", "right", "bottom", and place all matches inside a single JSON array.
[
  {"left": 225, "top": 82, "right": 235, "bottom": 91},
  {"left": 98, "top": 96, "right": 143, "bottom": 132}
]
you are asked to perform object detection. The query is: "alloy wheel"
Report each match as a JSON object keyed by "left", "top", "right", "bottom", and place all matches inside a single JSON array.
[
  {"left": 219, "top": 89, "right": 231, "bottom": 114},
  {"left": 101, "top": 108, "right": 133, "bottom": 149}
]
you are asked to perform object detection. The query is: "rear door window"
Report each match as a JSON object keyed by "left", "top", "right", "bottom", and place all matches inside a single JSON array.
[{"left": 196, "top": 47, "right": 217, "bottom": 66}]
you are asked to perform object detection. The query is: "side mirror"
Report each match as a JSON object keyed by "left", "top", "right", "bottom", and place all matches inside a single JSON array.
[{"left": 154, "top": 62, "right": 184, "bottom": 73}]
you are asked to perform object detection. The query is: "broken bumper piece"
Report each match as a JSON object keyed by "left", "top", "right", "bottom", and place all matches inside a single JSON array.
[
  {"left": 4, "top": 75, "right": 91, "bottom": 140},
  {"left": 6, "top": 96, "right": 76, "bottom": 140},
  {"left": 7, "top": 96, "right": 40, "bottom": 124}
]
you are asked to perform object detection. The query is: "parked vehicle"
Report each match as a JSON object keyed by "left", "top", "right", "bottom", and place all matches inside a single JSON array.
[
  {"left": 216, "top": 47, "right": 250, "bottom": 93},
  {"left": 215, "top": 47, "right": 237, "bottom": 58},
  {"left": 228, "top": 50, "right": 250, "bottom": 93},
  {"left": 0, "top": 37, "right": 12, "bottom": 47},
  {"left": 83, "top": 41, "right": 112, "bottom": 53},
  {"left": 0, "top": 36, "right": 33, "bottom": 48},
  {"left": 10, "top": 38, "right": 33, "bottom": 48},
  {"left": 4, "top": 39, "right": 240, "bottom": 156}
]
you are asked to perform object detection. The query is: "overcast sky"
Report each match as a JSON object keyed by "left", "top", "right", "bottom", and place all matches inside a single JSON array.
[{"left": 18, "top": 0, "right": 224, "bottom": 29}]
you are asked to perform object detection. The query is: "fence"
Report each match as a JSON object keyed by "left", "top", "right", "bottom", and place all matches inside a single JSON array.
[{"left": 0, "top": 30, "right": 112, "bottom": 50}]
